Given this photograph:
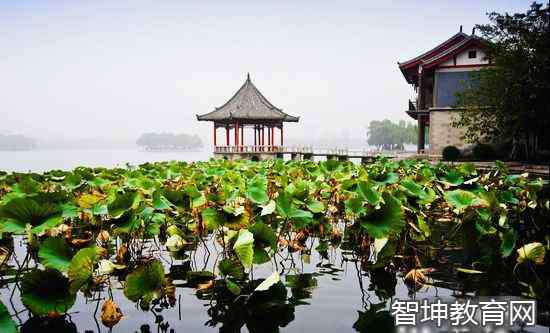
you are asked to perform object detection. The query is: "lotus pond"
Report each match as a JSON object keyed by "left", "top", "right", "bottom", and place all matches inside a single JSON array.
[{"left": 0, "top": 158, "right": 548, "bottom": 332}]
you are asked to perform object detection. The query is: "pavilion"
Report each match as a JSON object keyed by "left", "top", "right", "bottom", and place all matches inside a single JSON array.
[{"left": 197, "top": 74, "right": 299, "bottom": 158}]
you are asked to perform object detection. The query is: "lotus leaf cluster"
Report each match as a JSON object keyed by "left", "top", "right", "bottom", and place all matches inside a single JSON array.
[{"left": 0, "top": 158, "right": 547, "bottom": 330}]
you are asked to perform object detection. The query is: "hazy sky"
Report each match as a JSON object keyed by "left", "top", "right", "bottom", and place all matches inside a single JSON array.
[{"left": 0, "top": 0, "right": 533, "bottom": 144}]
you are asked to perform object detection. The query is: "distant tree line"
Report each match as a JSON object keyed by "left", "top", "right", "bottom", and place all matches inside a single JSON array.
[
  {"left": 0, "top": 134, "right": 36, "bottom": 150},
  {"left": 136, "top": 133, "right": 203, "bottom": 150},
  {"left": 367, "top": 119, "right": 417, "bottom": 150}
]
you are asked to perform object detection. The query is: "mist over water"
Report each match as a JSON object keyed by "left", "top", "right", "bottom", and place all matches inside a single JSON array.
[{"left": 0, "top": 149, "right": 212, "bottom": 172}]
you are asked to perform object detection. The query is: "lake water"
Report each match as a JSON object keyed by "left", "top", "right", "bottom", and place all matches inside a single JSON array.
[
  {"left": 0, "top": 149, "right": 213, "bottom": 173},
  {"left": 1, "top": 234, "right": 547, "bottom": 333}
]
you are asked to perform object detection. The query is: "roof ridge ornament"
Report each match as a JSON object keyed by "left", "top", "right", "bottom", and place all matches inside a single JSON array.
[{"left": 247, "top": 72, "right": 251, "bottom": 81}]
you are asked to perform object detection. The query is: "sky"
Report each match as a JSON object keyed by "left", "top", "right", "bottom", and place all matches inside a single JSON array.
[{"left": 0, "top": 0, "right": 535, "bottom": 145}]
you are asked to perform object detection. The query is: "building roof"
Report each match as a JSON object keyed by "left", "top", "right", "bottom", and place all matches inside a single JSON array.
[
  {"left": 397, "top": 27, "right": 487, "bottom": 84},
  {"left": 196, "top": 74, "right": 299, "bottom": 123},
  {"left": 398, "top": 31, "right": 468, "bottom": 70}
]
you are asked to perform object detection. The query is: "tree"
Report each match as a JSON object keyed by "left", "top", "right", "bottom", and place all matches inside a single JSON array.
[
  {"left": 453, "top": 2, "right": 550, "bottom": 160},
  {"left": 367, "top": 119, "right": 417, "bottom": 150}
]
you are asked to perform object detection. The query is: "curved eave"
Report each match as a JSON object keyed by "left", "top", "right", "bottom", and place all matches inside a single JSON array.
[
  {"left": 398, "top": 32, "right": 468, "bottom": 70},
  {"left": 196, "top": 114, "right": 300, "bottom": 122}
]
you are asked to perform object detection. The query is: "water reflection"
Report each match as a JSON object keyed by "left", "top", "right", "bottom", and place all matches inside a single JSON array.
[{"left": 0, "top": 232, "right": 547, "bottom": 333}]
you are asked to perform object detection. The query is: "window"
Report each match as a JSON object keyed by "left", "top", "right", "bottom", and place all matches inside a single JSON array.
[{"left": 468, "top": 50, "right": 477, "bottom": 59}]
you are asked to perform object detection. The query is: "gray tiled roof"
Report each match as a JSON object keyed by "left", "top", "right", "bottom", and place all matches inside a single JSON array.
[{"left": 196, "top": 74, "right": 299, "bottom": 122}]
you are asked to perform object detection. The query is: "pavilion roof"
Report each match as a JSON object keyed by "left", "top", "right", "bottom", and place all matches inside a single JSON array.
[{"left": 196, "top": 74, "right": 299, "bottom": 123}]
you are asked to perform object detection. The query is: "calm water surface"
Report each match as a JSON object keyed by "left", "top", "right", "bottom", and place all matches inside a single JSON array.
[
  {"left": 1, "top": 235, "right": 547, "bottom": 333},
  {"left": 0, "top": 149, "right": 212, "bottom": 172}
]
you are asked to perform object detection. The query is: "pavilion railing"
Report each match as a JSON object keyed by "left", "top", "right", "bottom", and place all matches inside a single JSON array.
[{"left": 213, "top": 145, "right": 382, "bottom": 157}]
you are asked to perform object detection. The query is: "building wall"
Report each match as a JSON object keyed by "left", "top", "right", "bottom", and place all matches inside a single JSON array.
[
  {"left": 440, "top": 47, "right": 489, "bottom": 67},
  {"left": 429, "top": 110, "right": 467, "bottom": 155}
]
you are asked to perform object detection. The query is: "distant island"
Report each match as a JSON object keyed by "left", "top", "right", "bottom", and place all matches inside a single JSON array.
[
  {"left": 0, "top": 133, "right": 36, "bottom": 151},
  {"left": 136, "top": 132, "right": 203, "bottom": 151}
]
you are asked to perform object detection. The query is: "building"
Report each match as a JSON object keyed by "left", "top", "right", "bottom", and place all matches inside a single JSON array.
[
  {"left": 398, "top": 27, "right": 490, "bottom": 155},
  {"left": 196, "top": 74, "right": 299, "bottom": 159}
]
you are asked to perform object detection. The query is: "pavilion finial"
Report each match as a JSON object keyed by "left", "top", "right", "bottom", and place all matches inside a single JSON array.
[
  {"left": 459, "top": 25, "right": 463, "bottom": 33},
  {"left": 247, "top": 72, "right": 251, "bottom": 81}
]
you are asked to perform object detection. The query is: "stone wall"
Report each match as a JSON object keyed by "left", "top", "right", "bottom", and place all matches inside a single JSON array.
[{"left": 428, "top": 109, "right": 467, "bottom": 155}]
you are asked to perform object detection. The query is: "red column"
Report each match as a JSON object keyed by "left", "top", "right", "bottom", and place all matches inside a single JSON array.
[
  {"left": 261, "top": 126, "right": 264, "bottom": 147},
  {"left": 271, "top": 127, "right": 275, "bottom": 147},
  {"left": 254, "top": 126, "right": 257, "bottom": 146},
  {"left": 213, "top": 126, "right": 217, "bottom": 146},
  {"left": 267, "top": 126, "right": 271, "bottom": 150},
  {"left": 280, "top": 126, "right": 283, "bottom": 146},
  {"left": 240, "top": 125, "right": 244, "bottom": 146},
  {"left": 234, "top": 121, "right": 239, "bottom": 148},
  {"left": 225, "top": 126, "right": 229, "bottom": 146}
]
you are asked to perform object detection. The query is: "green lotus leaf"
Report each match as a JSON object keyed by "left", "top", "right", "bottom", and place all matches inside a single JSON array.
[
  {"left": 400, "top": 179, "right": 436, "bottom": 204},
  {"left": 400, "top": 179, "right": 424, "bottom": 197},
  {"left": 11, "top": 176, "right": 41, "bottom": 194},
  {"left": 108, "top": 191, "right": 138, "bottom": 218},
  {"left": 500, "top": 191, "right": 519, "bottom": 205},
  {"left": 373, "top": 172, "right": 399, "bottom": 185},
  {"left": 61, "top": 203, "right": 79, "bottom": 218},
  {"left": 516, "top": 242, "right": 545, "bottom": 265},
  {"left": 360, "top": 193, "right": 404, "bottom": 239},
  {"left": 68, "top": 246, "right": 104, "bottom": 293},
  {"left": 246, "top": 176, "right": 269, "bottom": 204},
  {"left": 201, "top": 207, "right": 224, "bottom": 230},
  {"left": 38, "top": 237, "right": 74, "bottom": 272},
  {"left": 192, "top": 193, "right": 207, "bottom": 208},
  {"left": 0, "top": 301, "right": 17, "bottom": 333},
  {"left": 161, "top": 188, "right": 189, "bottom": 208},
  {"left": 63, "top": 173, "right": 83, "bottom": 190},
  {"left": 21, "top": 269, "right": 76, "bottom": 316},
  {"left": 345, "top": 196, "right": 367, "bottom": 217},
  {"left": 289, "top": 208, "right": 313, "bottom": 219},
  {"left": 0, "top": 197, "right": 62, "bottom": 234},
  {"left": 275, "top": 192, "right": 293, "bottom": 218},
  {"left": 124, "top": 260, "right": 165, "bottom": 305},
  {"left": 306, "top": 199, "right": 325, "bottom": 213},
  {"left": 152, "top": 190, "right": 172, "bottom": 210},
  {"left": 233, "top": 229, "right": 254, "bottom": 269},
  {"left": 439, "top": 170, "right": 464, "bottom": 186},
  {"left": 445, "top": 189, "right": 486, "bottom": 211},
  {"left": 226, "top": 279, "right": 241, "bottom": 295},
  {"left": 87, "top": 177, "right": 112, "bottom": 188},
  {"left": 356, "top": 181, "right": 381, "bottom": 206},
  {"left": 249, "top": 221, "right": 277, "bottom": 250},
  {"left": 287, "top": 180, "right": 309, "bottom": 201}
]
